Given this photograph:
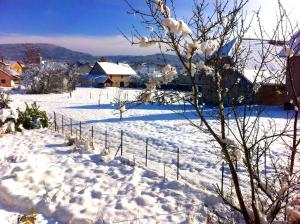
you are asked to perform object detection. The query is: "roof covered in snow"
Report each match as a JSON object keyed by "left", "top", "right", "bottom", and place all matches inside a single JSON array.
[
  {"left": 222, "top": 38, "right": 286, "bottom": 84},
  {"left": 0, "top": 69, "right": 20, "bottom": 79},
  {"left": 96, "top": 62, "right": 136, "bottom": 76},
  {"left": 279, "top": 30, "right": 300, "bottom": 57}
]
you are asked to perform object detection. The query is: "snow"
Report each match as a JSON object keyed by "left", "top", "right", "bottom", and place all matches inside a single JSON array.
[
  {"left": 0, "top": 129, "right": 215, "bottom": 223},
  {"left": 97, "top": 62, "right": 136, "bottom": 76},
  {"left": 0, "top": 87, "right": 294, "bottom": 222}
]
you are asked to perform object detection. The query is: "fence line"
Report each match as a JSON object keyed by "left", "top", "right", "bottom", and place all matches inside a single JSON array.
[{"left": 48, "top": 111, "right": 225, "bottom": 187}]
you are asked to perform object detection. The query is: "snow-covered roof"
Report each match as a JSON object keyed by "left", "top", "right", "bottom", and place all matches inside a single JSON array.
[
  {"left": 0, "top": 69, "right": 20, "bottom": 79},
  {"left": 97, "top": 62, "right": 136, "bottom": 76},
  {"left": 279, "top": 30, "right": 300, "bottom": 57},
  {"left": 222, "top": 38, "right": 286, "bottom": 84},
  {"left": 7, "top": 69, "right": 21, "bottom": 78},
  {"left": 243, "top": 69, "right": 283, "bottom": 84}
]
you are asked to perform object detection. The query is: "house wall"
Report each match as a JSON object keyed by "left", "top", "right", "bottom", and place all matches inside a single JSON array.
[
  {"left": 255, "top": 85, "right": 285, "bottom": 105},
  {"left": 0, "top": 70, "right": 16, "bottom": 87},
  {"left": 285, "top": 56, "right": 300, "bottom": 105},
  {"left": 109, "top": 75, "right": 130, "bottom": 87},
  {"left": 198, "top": 70, "right": 254, "bottom": 106}
]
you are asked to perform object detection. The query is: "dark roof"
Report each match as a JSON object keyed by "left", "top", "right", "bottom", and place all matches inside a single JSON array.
[{"left": 95, "top": 75, "right": 112, "bottom": 84}]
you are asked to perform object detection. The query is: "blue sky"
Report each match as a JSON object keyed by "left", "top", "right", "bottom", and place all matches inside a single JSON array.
[
  {"left": 0, "top": 0, "right": 298, "bottom": 55},
  {"left": 0, "top": 0, "right": 145, "bottom": 36},
  {"left": 0, "top": 0, "right": 190, "bottom": 55}
]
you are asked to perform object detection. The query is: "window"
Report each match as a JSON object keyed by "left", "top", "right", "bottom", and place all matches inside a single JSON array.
[{"left": 1, "top": 79, "right": 5, "bottom": 84}]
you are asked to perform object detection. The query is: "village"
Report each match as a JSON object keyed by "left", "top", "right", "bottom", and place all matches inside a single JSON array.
[
  {"left": 0, "top": 0, "right": 300, "bottom": 224},
  {"left": 1, "top": 35, "right": 299, "bottom": 109}
]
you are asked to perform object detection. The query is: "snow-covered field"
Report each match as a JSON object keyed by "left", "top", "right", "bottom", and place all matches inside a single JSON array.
[
  {"left": 0, "top": 87, "right": 293, "bottom": 223},
  {"left": 0, "top": 129, "right": 218, "bottom": 223}
]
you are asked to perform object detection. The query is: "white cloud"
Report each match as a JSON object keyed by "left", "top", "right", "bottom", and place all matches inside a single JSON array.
[{"left": 0, "top": 34, "right": 160, "bottom": 56}]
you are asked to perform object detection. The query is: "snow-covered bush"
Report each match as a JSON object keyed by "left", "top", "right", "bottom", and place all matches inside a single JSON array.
[
  {"left": 99, "top": 147, "right": 111, "bottom": 162},
  {"left": 0, "top": 91, "right": 12, "bottom": 109},
  {"left": 16, "top": 102, "right": 49, "bottom": 130},
  {"left": 73, "top": 137, "right": 95, "bottom": 152},
  {"left": 0, "top": 93, "right": 18, "bottom": 134},
  {"left": 22, "top": 62, "right": 79, "bottom": 94},
  {"left": 64, "top": 135, "right": 77, "bottom": 146},
  {"left": 0, "top": 108, "right": 18, "bottom": 134}
]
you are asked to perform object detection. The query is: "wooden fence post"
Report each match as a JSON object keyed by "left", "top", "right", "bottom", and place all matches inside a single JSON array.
[
  {"left": 120, "top": 130, "right": 123, "bottom": 156},
  {"left": 177, "top": 147, "right": 180, "bottom": 180},
  {"left": 145, "top": 138, "right": 148, "bottom": 167},
  {"left": 70, "top": 118, "right": 73, "bottom": 136},
  {"left": 91, "top": 126, "right": 94, "bottom": 145},
  {"left": 61, "top": 115, "right": 64, "bottom": 134},
  {"left": 79, "top": 121, "right": 82, "bottom": 139},
  {"left": 53, "top": 112, "right": 57, "bottom": 132},
  {"left": 164, "top": 163, "right": 166, "bottom": 182},
  {"left": 105, "top": 129, "right": 108, "bottom": 149},
  {"left": 221, "top": 161, "right": 224, "bottom": 196}
]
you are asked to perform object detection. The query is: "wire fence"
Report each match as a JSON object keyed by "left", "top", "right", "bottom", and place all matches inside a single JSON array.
[{"left": 48, "top": 111, "right": 227, "bottom": 189}]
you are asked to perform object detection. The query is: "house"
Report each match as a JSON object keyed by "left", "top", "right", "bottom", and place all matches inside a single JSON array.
[
  {"left": 89, "top": 61, "right": 136, "bottom": 87},
  {"left": 171, "top": 38, "right": 286, "bottom": 106},
  {"left": 10, "top": 61, "right": 24, "bottom": 74},
  {"left": 279, "top": 31, "right": 300, "bottom": 108},
  {"left": 0, "top": 69, "right": 20, "bottom": 88},
  {"left": 218, "top": 38, "right": 286, "bottom": 106}
]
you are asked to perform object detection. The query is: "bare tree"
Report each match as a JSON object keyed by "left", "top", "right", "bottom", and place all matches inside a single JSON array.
[
  {"left": 123, "top": 0, "right": 300, "bottom": 223},
  {"left": 23, "top": 44, "right": 41, "bottom": 65}
]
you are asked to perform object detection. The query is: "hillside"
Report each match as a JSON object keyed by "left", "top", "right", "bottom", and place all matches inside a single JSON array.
[
  {"left": 0, "top": 43, "right": 95, "bottom": 63},
  {"left": 0, "top": 43, "right": 180, "bottom": 65}
]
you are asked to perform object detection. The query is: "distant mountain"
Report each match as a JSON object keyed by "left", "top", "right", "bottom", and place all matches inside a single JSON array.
[
  {"left": 0, "top": 43, "right": 180, "bottom": 66},
  {"left": 0, "top": 43, "right": 95, "bottom": 63}
]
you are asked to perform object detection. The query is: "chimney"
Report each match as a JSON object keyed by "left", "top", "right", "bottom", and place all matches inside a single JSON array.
[{"left": 100, "top": 56, "right": 108, "bottom": 62}]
